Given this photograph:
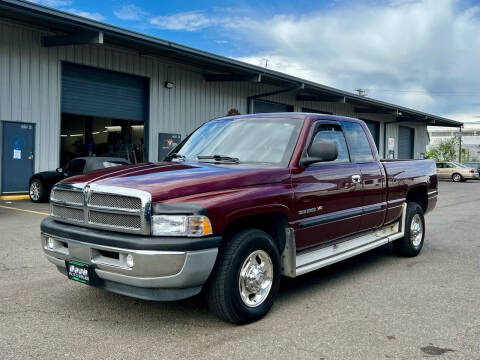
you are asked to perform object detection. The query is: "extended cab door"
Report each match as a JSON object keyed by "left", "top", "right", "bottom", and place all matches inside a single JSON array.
[
  {"left": 291, "top": 121, "right": 363, "bottom": 251},
  {"left": 341, "top": 121, "right": 386, "bottom": 231}
]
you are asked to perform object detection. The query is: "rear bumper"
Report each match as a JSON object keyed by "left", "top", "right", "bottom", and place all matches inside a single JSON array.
[
  {"left": 464, "top": 173, "right": 479, "bottom": 179},
  {"left": 41, "top": 218, "right": 220, "bottom": 301}
]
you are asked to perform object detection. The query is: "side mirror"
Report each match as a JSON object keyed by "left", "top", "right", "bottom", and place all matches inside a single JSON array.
[
  {"left": 300, "top": 141, "right": 338, "bottom": 167},
  {"left": 56, "top": 167, "right": 63, "bottom": 173}
]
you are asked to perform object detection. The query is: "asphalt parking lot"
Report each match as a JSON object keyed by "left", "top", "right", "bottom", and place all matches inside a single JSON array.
[{"left": 1, "top": 181, "right": 479, "bottom": 359}]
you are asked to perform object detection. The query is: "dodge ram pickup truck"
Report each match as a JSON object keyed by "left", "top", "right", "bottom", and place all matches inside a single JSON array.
[{"left": 41, "top": 113, "right": 438, "bottom": 324}]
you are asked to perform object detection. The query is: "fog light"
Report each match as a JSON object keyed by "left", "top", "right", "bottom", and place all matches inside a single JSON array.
[
  {"left": 47, "top": 237, "right": 55, "bottom": 250},
  {"left": 126, "top": 254, "right": 135, "bottom": 268}
]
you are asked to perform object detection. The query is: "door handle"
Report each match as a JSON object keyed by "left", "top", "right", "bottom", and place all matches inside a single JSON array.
[
  {"left": 352, "top": 174, "right": 361, "bottom": 184},
  {"left": 28, "top": 152, "right": 34, "bottom": 160}
]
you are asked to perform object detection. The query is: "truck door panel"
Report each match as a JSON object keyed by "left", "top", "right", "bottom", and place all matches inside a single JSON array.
[
  {"left": 358, "top": 162, "right": 386, "bottom": 230},
  {"left": 341, "top": 121, "right": 386, "bottom": 231},
  {"left": 292, "top": 122, "right": 363, "bottom": 251}
]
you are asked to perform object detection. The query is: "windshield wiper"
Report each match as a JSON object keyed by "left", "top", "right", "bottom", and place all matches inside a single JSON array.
[
  {"left": 167, "top": 153, "right": 186, "bottom": 161},
  {"left": 197, "top": 155, "right": 240, "bottom": 163}
]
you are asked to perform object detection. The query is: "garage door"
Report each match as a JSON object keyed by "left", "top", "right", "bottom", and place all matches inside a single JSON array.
[
  {"left": 398, "top": 126, "right": 414, "bottom": 159},
  {"left": 253, "top": 99, "right": 293, "bottom": 113},
  {"left": 61, "top": 63, "right": 148, "bottom": 121}
]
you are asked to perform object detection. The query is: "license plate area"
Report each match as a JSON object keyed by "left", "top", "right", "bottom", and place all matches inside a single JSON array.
[{"left": 66, "top": 259, "right": 93, "bottom": 285}]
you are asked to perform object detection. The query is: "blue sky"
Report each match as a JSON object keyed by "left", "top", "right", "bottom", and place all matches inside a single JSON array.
[{"left": 29, "top": 0, "right": 480, "bottom": 122}]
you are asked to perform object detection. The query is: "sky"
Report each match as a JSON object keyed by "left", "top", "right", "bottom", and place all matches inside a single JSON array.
[{"left": 29, "top": 0, "right": 480, "bottom": 123}]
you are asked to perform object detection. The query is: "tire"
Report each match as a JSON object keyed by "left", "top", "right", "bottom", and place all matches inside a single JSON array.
[
  {"left": 393, "top": 202, "right": 425, "bottom": 257},
  {"left": 29, "top": 179, "right": 46, "bottom": 203},
  {"left": 207, "top": 229, "right": 281, "bottom": 324},
  {"left": 452, "top": 173, "right": 463, "bottom": 182}
]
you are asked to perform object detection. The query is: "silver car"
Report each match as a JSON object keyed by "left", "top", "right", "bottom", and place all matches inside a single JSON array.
[{"left": 436, "top": 162, "right": 479, "bottom": 182}]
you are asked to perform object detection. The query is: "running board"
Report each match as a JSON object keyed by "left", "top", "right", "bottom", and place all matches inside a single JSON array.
[{"left": 281, "top": 203, "right": 406, "bottom": 277}]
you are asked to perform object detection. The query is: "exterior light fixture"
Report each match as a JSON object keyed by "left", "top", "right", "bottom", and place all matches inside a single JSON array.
[{"left": 164, "top": 81, "right": 174, "bottom": 89}]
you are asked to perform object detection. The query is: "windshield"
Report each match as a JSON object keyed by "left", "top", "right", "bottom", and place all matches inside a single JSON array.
[
  {"left": 453, "top": 162, "right": 469, "bottom": 168},
  {"left": 170, "top": 117, "right": 303, "bottom": 166}
]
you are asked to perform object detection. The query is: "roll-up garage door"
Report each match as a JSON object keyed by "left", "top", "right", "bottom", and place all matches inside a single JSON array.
[
  {"left": 398, "top": 126, "right": 414, "bottom": 159},
  {"left": 253, "top": 99, "right": 293, "bottom": 113},
  {"left": 61, "top": 63, "right": 148, "bottom": 121}
]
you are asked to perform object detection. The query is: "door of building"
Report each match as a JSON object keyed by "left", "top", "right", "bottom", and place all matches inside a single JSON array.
[
  {"left": 2, "top": 122, "right": 35, "bottom": 193},
  {"left": 398, "top": 126, "right": 414, "bottom": 159}
]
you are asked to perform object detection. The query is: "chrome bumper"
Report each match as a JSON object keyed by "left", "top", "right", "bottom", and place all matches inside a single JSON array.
[{"left": 41, "top": 233, "right": 218, "bottom": 300}]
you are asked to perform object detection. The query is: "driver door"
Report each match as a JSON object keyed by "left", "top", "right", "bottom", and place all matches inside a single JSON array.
[{"left": 291, "top": 121, "right": 363, "bottom": 252}]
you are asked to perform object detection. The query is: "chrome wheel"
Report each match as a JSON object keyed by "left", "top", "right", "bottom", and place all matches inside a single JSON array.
[
  {"left": 238, "top": 250, "right": 273, "bottom": 308},
  {"left": 30, "top": 181, "right": 40, "bottom": 201},
  {"left": 452, "top": 174, "right": 462, "bottom": 182},
  {"left": 410, "top": 214, "right": 423, "bottom": 247}
]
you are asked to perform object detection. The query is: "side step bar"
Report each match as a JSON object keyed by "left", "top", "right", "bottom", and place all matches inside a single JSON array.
[{"left": 281, "top": 204, "right": 406, "bottom": 277}]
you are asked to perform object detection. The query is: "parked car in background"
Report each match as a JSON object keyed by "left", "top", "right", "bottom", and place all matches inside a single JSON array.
[
  {"left": 436, "top": 161, "right": 479, "bottom": 182},
  {"left": 464, "top": 162, "right": 480, "bottom": 178},
  {"left": 29, "top": 157, "right": 130, "bottom": 202}
]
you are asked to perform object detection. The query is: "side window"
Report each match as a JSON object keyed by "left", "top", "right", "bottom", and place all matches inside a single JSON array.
[
  {"left": 446, "top": 163, "right": 454, "bottom": 168},
  {"left": 436, "top": 163, "right": 443, "bottom": 169},
  {"left": 341, "top": 121, "right": 375, "bottom": 163},
  {"left": 64, "top": 159, "right": 86, "bottom": 174},
  {"left": 311, "top": 124, "right": 350, "bottom": 163}
]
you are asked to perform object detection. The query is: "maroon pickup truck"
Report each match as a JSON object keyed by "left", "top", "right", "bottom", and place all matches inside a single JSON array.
[{"left": 41, "top": 113, "right": 438, "bottom": 324}]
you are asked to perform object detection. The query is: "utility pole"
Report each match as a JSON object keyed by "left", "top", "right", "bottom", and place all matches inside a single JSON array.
[{"left": 458, "top": 127, "right": 462, "bottom": 162}]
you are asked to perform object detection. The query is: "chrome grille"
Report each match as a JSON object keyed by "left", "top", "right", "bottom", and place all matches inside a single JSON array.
[
  {"left": 89, "top": 210, "right": 141, "bottom": 230},
  {"left": 51, "top": 204, "right": 84, "bottom": 221},
  {"left": 49, "top": 184, "right": 150, "bottom": 235},
  {"left": 88, "top": 193, "right": 141, "bottom": 210},
  {"left": 51, "top": 189, "right": 83, "bottom": 205}
]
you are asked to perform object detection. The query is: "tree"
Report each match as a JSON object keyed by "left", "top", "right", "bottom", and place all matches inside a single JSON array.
[{"left": 426, "top": 138, "right": 457, "bottom": 162}]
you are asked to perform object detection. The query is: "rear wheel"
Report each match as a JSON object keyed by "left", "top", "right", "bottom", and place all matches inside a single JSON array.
[
  {"left": 393, "top": 202, "right": 425, "bottom": 257},
  {"left": 452, "top": 173, "right": 463, "bottom": 182},
  {"left": 29, "top": 179, "right": 46, "bottom": 203},
  {"left": 207, "top": 229, "right": 281, "bottom": 324}
]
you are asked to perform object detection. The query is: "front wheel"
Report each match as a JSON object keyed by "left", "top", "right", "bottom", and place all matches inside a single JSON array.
[
  {"left": 207, "top": 229, "right": 281, "bottom": 324},
  {"left": 29, "top": 179, "right": 46, "bottom": 203},
  {"left": 393, "top": 202, "right": 425, "bottom": 257}
]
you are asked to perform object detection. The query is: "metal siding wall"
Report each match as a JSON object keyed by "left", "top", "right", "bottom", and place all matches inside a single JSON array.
[{"left": 0, "top": 19, "right": 430, "bottom": 188}]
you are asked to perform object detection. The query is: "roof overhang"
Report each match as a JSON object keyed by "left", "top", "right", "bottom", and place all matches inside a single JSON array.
[{"left": 0, "top": 0, "right": 463, "bottom": 128}]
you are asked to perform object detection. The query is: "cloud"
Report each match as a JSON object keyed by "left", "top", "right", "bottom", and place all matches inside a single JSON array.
[
  {"left": 114, "top": 4, "right": 148, "bottom": 21},
  {"left": 65, "top": 8, "right": 106, "bottom": 21},
  {"left": 27, "top": 0, "right": 72, "bottom": 6},
  {"left": 149, "top": 11, "right": 218, "bottom": 32},
  {"left": 229, "top": 0, "right": 480, "bottom": 117}
]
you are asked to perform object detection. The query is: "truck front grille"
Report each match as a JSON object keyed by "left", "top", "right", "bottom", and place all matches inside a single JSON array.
[
  {"left": 88, "top": 193, "right": 142, "bottom": 210},
  {"left": 89, "top": 210, "right": 142, "bottom": 230},
  {"left": 51, "top": 204, "right": 84, "bottom": 222},
  {"left": 49, "top": 185, "right": 150, "bottom": 235},
  {"left": 51, "top": 189, "right": 84, "bottom": 205}
]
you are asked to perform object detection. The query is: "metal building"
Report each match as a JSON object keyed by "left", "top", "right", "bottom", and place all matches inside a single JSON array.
[{"left": 0, "top": 0, "right": 462, "bottom": 194}]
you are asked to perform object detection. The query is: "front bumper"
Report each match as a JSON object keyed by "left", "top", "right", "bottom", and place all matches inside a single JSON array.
[{"left": 41, "top": 217, "right": 220, "bottom": 301}]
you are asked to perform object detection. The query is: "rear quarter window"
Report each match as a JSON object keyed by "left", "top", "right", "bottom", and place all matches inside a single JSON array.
[{"left": 341, "top": 121, "right": 375, "bottom": 163}]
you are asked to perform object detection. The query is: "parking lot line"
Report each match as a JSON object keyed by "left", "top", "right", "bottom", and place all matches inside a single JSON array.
[{"left": 0, "top": 204, "right": 49, "bottom": 216}]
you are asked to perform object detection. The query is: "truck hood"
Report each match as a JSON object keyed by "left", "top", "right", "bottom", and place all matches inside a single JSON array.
[{"left": 61, "top": 161, "right": 291, "bottom": 202}]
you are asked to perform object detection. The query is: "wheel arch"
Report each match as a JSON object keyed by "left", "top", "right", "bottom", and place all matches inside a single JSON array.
[
  {"left": 406, "top": 185, "right": 428, "bottom": 213},
  {"left": 222, "top": 211, "right": 289, "bottom": 253}
]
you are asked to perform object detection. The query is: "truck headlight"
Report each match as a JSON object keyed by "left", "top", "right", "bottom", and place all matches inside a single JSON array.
[{"left": 151, "top": 215, "right": 212, "bottom": 237}]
